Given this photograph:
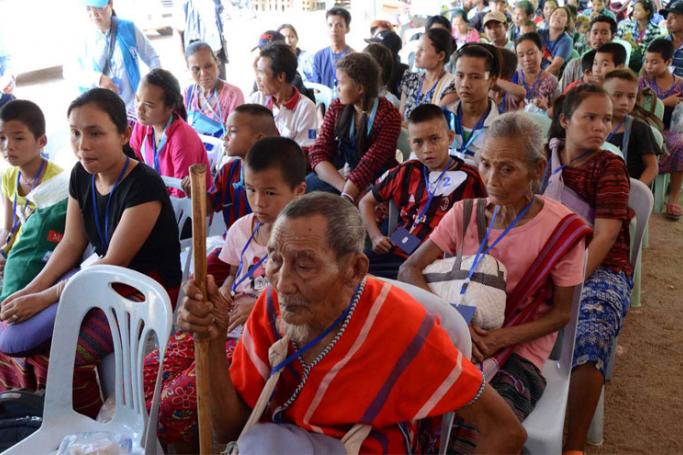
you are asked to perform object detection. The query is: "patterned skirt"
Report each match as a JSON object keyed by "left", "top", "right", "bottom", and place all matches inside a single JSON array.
[
  {"left": 143, "top": 331, "right": 238, "bottom": 444},
  {"left": 661, "top": 130, "right": 683, "bottom": 173},
  {"left": 572, "top": 266, "right": 632, "bottom": 377}
]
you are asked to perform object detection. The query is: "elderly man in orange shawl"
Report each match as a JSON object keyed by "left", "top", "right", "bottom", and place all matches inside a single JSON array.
[{"left": 177, "top": 192, "right": 525, "bottom": 453}]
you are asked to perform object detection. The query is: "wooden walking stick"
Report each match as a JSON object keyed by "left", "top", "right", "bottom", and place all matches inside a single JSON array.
[{"left": 190, "top": 164, "right": 213, "bottom": 454}]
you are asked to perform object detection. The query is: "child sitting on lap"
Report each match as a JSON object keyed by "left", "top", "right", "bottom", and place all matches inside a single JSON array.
[
  {"left": 143, "top": 137, "right": 307, "bottom": 450},
  {"left": 359, "top": 104, "right": 486, "bottom": 279}
]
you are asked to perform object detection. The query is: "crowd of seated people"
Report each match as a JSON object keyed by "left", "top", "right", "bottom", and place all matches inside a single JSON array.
[{"left": 0, "top": 0, "right": 681, "bottom": 453}]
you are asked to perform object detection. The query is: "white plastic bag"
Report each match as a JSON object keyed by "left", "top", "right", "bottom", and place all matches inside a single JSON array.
[{"left": 57, "top": 431, "right": 143, "bottom": 455}]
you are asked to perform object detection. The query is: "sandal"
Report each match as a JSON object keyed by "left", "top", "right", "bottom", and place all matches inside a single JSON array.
[{"left": 665, "top": 203, "right": 682, "bottom": 220}]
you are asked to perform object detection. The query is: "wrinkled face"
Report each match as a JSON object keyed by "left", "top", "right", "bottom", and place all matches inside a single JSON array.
[
  {"left": 335, "top": 69, "right": 363, "bottom": 105},
  {"left": 244, "top": 166, "right": 305, "bottom": 225},
  {"left": 223, "top": 112, "right": 260, "bottom": 158},
  {"left": 485, "top": 21, "right": 508, "bottom": 46},
  {"left": 454, "top": 55, "right": 495, "bottom": 104},
  {"left": 561, "top": 94, "right": 612, "bottom": 152},
  {"left": 69, "top": 104, "right": 130, "bottom": 175},
  {"left": 591, "top": 52, "right": 618, "bottom": 84},
  {"left": 643, "top": 51, "right": 670, "bottom": 78},
  {"left": 549, "top": 8, "right": 568, "bottom": 30},
  {"left": 266, "top": 215, "right": 352, "bottom": 331},
  {"left": 667, "top": 12, "right": 683, "bottom": 34},
  {"left": 513, "top": 7, "right": 529, "bottom": 26},
  {"left": 86, "top": 2, "right": 112, "bottom": 31},
  {"left": 516, "top": 38, "right": 542, "bottom": 72},
  {"left": 187, "top": 48, "right": 219, "bottom": 92},
  {"left": 604, "top": 78, "right": 638, "bottom": 119},
  {"left": 478, "top": 135, "right": 540, "bottom": 206},
  {"left": 543, "top": 1, "right": 558, "bottom": 20},
  {"left": 280, "top": 27, "right": 298, "bottom": 51},
  {"left": 255, "top": 56, "right": 283, "bottom": 96},
  {"left": 327, "top": 14, "right": 349, "bottom": 42},
  {"left": 589, "top": 21, "right": 613, "bottom": 49},
  {"left": 135, "top": 82, "right": 174, "bottom": 127},
  {"left": 416, "top": 35, "right": 446, "bottom": 69},
  {"left": 408, "top": 117, "right": 454, "bottom": 171},
  {"left": 0, "top": 120, "right": 45, "bottom": 167}
]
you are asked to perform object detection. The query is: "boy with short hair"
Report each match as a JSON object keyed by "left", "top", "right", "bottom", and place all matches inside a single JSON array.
[
  {"left": 0, "top": 100, "right": 62, "bottom": 262},
  {"left": 564, "top": 49, "right": 597, "bottom": 93},
  {"left": 359, "top": 104, "right": 486, "bottom": 279},
  {"left": 310, "top": 7, "right": 354, "bottom": 89},
  {"left": 143, "top": 136, "right": 307, "bottom": 450},
  {"left": 182, "top": 103, "right": 279, "bottom": 282},
  {"left": 591, "top": 42, "right": 627, "bottom": 85}
]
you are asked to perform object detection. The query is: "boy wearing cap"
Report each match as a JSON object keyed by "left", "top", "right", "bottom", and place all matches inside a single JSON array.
[
  {"left": 63, "top": 0, "right": 161, "bottom": 120},
  {"left": 310, "top": 7, "right": 354, "bottom": 89},
  {"left": 663, "top": 2, "right": 683, "bottom": 77},
  {"left": 483, "top": 12, "right": 515, "bottom": 50}
]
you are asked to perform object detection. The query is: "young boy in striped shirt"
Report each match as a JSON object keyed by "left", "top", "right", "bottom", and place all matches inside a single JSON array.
[{"left": 359, "top": 103, "right": 486, "bottom": 279}]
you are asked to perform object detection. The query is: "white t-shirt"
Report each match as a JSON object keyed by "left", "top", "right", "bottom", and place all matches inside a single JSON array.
[
  {"left": 249, "top": 89, "right": 318, "bottom": 147},
  {"left": 219, "top": 213, "right": 269, "bottom": 297}
]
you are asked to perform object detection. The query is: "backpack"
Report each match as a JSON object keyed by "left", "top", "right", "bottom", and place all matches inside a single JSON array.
[{"left": 0, "top": 390, "right": 44, "bottom": 450}]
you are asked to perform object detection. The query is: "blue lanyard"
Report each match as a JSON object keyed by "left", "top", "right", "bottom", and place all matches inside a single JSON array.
[
  {"left": 91, "top": 157, "right": 130, "bottom": 250},
  {"left": 145, "top": 115, "right": 174, "bottom": 172},
  {"left": 10, "top": 159, "right": 46, "bottom": 235},
  {"left": 606, "top": 117, "right": 627, "bottom": 143},
  {"left": 270, "top": 282, "right": 361, "bottom": 376},
  {"left": 518, "top": 70, "right": 542, "bottom": 100},
  {"left": 348, "top": 98, "right": 380, "bottom": 140},
  {"left": 231, "top": 221, "right": 268, "bottom": 295},
  {"left": 413, "top": 159, "right": 453, "bottom": 227},
  {"left": 460, "top": 197, "right": 535, "bottom": 295},
  {"left": 415, "top": 73, "right": 443, "bottom": 106},
  {"left": 454, "top": 104, "right": 489, "bottom": 156}
]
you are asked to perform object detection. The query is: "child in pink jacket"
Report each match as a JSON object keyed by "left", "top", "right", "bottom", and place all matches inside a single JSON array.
[{"left": 130, "top": 68, "right": 210, "bottom": 196}]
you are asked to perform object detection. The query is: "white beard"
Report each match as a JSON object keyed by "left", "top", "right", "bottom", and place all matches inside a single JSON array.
[{"left": 277, "top": 315, "right": 312, "bottom": 345}]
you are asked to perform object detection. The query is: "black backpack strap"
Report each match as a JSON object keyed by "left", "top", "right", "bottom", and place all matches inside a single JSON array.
[{"left": 475, "top": 198, "right": 488, "bottom": 246}]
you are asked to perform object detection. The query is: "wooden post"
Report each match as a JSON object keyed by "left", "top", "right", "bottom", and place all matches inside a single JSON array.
[{"left": 190, "top": 164, "right": 213, "bottom": 454}]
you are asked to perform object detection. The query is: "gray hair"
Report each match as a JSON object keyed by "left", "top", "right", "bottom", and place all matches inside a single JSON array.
[
  {"left": 184, "top": 41, "right": 217, "bottom": 62},
  {"left": 277, "top": 192, "right": 366, "bottom": 260},
  {"left": 481, "top": 111, "right": 546, "bottom": 167}
]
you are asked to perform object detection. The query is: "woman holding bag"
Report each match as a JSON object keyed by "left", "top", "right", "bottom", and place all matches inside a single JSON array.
[{"left": 398, "top": 111, "right": 591, "bottom": 448}]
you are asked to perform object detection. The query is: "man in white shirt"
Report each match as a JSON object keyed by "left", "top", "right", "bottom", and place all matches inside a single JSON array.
[{"left": 250, "top": 43, "right": 318, "bottom": 148}]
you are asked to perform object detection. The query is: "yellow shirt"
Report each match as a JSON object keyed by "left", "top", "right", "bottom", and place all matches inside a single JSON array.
[{"left": 1, "top": 160, "right": 63, "bottom": 250}]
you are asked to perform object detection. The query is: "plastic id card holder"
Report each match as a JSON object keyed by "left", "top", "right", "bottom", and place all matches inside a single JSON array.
[
  {"left": 451, "top": 304, "right": 476, "bottom": 324},
  {"left": 390, "top": 226, "right": 421, "bottom": 255}
]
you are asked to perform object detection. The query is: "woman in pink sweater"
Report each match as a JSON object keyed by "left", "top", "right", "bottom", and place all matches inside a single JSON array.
[{"left": 130, "top": 68, "right": 210, "bottom": 196}]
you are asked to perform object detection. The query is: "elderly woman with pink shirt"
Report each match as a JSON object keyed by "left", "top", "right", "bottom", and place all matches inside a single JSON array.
[
  {"left": 399, "top": 111, "right": 591, "bottom": 447},
  {"left": 183, "top": 41, "right": 244, "bottom": 139}
]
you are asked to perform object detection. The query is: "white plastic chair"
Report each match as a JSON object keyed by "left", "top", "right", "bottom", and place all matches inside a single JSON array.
[
  {"left": 522, "top": 262, "right": 587, "bottom": 454},
  {"left": 525, "top": 112, "right": 552, "bottom": 138},
  {"left": 587, "top": 178, "right": 653, "bottom": 446},
  {"left": 304, "top": 82, "right": 333, "bottom": 110},
  {"left": 396, "top": 127, "right": 411, "bottom": 163},
  {"left": 4, "top": 265, "right": 173, "bottom": 454},
  {"left": 381, "top": 278, "right": 471, "bottom": 454},
  {"left": 198, "top": 134, "right": 224, "bottom": 175}
]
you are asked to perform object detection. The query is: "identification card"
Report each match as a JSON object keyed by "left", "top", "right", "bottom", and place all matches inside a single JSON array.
[
  {"left": 80, "top": 252, "right": 101, "bottom": 269},
  {"left": 390, "top": 226, "right": 421, "bottom": 255},
  {"left": 451, "top": 304, "right": 477, "bottom": 324}
]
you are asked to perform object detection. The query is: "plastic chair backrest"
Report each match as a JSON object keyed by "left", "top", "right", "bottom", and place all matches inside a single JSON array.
[
  {"left": 650, "top": 125, "right": 664, "bottom": 149},
  {"left": 525, "top": 112, "right": 552, "bottom": 138},
  {"left": 9, "top": 266, "right": 173, "bottom": 452},
  {"left": 612, "top": 38, "right": 632, "bottom": 65},
  {"left": 396, "top": 127, "right": 411, "bottom": 163},
  {"left": 628, "top": 178, "right": 653, "bottom": 266},
  {"left": 304, "top": 82, "right": 333, "bottom": 109},
  {"left": 198, "top": 134, "right": 224, "bottom": 174}
]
